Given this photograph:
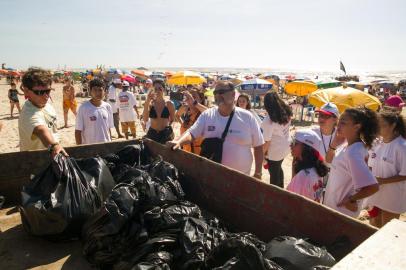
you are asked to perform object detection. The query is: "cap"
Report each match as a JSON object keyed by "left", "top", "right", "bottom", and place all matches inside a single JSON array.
[
  {"left": 122, "top": 81, "right": 130, "bottom": 87},
  {"left": 294, "top": 129, "right": 321, "bottom": 151},
  {"left": 113, "top": 78, "right": 122, "bottom": 84},
  {"left": 146, "top": 79, "right": 153, "bottom": 84},
  {"left": 316, "top": 102, "right": 340, "bottom": 118}
]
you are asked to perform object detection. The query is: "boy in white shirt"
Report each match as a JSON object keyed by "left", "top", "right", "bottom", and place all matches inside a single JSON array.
[
  {"left": 75, "top": 79, "right": 114, "bottom": 145},
  {"left": 118, "top": 81, "right": 140, "bottom": 139}
]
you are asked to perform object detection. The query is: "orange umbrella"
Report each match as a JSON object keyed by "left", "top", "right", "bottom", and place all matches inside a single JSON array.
[{"left": 131, "top": 69, "right": 151, "bottom": 79}]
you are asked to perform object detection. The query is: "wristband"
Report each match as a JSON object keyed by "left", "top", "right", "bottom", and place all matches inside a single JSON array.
[
  {"left": 329, "top": 146, "right": 336, "bottom": 151},
  {"left": 48, "top": 143, "right": 59, "bottom": 153}
]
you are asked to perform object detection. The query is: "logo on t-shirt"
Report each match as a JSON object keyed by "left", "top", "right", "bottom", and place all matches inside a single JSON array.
[
  {"left": 371, "top": 152, "right": 376, "bottom": 159},
  {"left": 90, "top": 116, "right": 97, "bottom": 121},
  {"left": 208, "top": 126, "right": 215, "bottom": 131},
  {"left": 119, "top": 96, "right": 129, "bottom": 102}
]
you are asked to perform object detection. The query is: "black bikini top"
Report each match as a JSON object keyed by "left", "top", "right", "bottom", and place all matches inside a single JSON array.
[{"left": 149, "top": 105, "right": 170, "bottom": 119}]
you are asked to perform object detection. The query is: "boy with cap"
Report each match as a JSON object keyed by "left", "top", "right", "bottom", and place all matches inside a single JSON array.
[
  {"left": 107, "top": 78, "right": 124, "bottom": 138},
  {"left": 118, "top": 81, "right": 140, "bottom": 139},
  {"left": 288, "top": 129, "right": 329, "bottom": 202}
]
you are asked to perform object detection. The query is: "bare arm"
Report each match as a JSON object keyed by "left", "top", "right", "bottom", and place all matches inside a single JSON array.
[
  {"left": 338, "top": 184, "right": 379, "bottom": 211},
  {"left": 166, "top": 131, "right": 193, "bottom": 150},
  {"left": 33, "top": 125, "right": 68, "bottom": 157},
  {"left": 75, "top": 130, "right": 82, "bottom": 145},
  {"left": 253, "top": 146, "right": 263, "bottom": 179},
  {"left": 262, "top": 141, "right": 270, "bottom": 156},
  {"left": 377, "top": 175, "right": 406, "bottom": 185},
  {"left": 175, "top": 105, "right": 187, "bottom": 124},
  {"left": 167, "top": 101, "right": 176, "bottom": 125},
  {"left": 142, "top": 95, "right": 152, "bottom": 123}
]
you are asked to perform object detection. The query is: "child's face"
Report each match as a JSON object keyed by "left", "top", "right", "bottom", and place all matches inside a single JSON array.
[
  {"left": 290, "top": 140, "right": 304, "bottom": 160},
  {"left": 11, "top": 84, "right": 16, "bottom": 89},
  {"left": 90, "top": 86, "right": 105, "bottom": 101}
]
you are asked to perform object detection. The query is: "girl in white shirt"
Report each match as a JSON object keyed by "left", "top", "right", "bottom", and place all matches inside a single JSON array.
[
  {"left": 261, "top": 92, "right": 292, "bottom": 187},
  {"left": 288, "top": 129, "right": 329, "bottom": 202},
  {"left": 323, "top": 107, "right": 380, "bottom": 217},
  {"left": 366, "top": 110, "right": 406, "bottom": 227}
]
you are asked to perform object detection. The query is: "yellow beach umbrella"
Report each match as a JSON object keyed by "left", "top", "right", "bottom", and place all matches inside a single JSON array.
[
  {"left": 308, "top": 86, "right": 381, "bottom": 113},
  {"left": 167, "top": 71, "right": 206, "bottom": 85},
  {"left": 285, "top": 81, "right": 318, "bottom": 96}
]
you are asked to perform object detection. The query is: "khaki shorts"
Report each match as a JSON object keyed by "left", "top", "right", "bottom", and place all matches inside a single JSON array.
[{"left": 121, "top": 121, "right": 136, "bottom": 135}]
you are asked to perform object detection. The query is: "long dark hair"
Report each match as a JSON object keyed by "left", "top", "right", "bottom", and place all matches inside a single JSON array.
[
  {"left": 237, "top": 93, "right": 251, "bottom": 110},
  {"left": 344, "top": 107, "right": 379, "bottom": 148},
  {"left": 294, "top": 144, "right": 329, "bottom": 177},
  {"left": 380, "top": 109, "right": 406, "bottom": 139},
  {"left": 264, "top": 92, "right": 292, "bottom": 125}
]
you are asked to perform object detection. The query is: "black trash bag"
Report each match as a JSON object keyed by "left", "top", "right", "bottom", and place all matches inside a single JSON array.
[
  {"left": 82, "top": 182, "right": 148, "bottom": 267},
  {"left": 131, "top": 251, "right": 173, "bottom": 270},
  {"left": 114, "top": 232, "right": 179, "bottom": 270},
  {"left": 265, "top": 236, "right": 336, "bottom": 270},
  {"left": 112, "top": 165, "right": 142, "bottom": 184},
  {"left": 20, "top": 154, "right": 114, "bottom": 238},
  {"left": 116, "top": 144, "right": 148, "bottom": 167},
  {"left": 143, "top": 201, "right": 202, "bottom": 234},
  {"left": 203, "top": 233, "right": 282, "bottom": 270},
  {"left": 146, "top": 157, "right": 179, "bottom": 183},
  {"left": 179, "top": 217, "right": 227, "bottom": 269}
]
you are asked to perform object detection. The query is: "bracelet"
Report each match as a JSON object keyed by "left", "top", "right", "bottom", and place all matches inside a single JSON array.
[
  {"left": 48, "top": 143, "right": 59, "bottom": 153},
  {"left": 329, "top": 146, "right": 336, "bottom": 151}
]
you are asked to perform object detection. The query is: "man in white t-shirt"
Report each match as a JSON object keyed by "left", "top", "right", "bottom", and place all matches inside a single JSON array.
[
  {"left": 75, "top": 79, "right": 115, "bottom": 145},
  {"left": 118, "top": 81, "right": 140, "bottom": 139},
  {"left": 167, "top": 81, "right": 264, "bottom": 178},
  {"left": 107, "top": 78, "right": 124, "bottom": 138},
  {"left": 19, "top": 68, "right": 67, "bottom": 157}
]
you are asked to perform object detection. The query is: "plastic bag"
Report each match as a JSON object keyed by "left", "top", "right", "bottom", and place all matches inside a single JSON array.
[
  {"left": 131, "top": 252, "right": 173, "bottom": 270},
  {"left": 265, "top": 236, "right": 336, "bottom": 270},
  {"left": 20, "top": 154, "right": 115, "bottom": 239}
]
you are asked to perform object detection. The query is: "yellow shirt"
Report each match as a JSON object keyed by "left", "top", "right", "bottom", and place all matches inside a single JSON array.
[{"left": 18, "top": 101, "right": 59, "bottom": 151}]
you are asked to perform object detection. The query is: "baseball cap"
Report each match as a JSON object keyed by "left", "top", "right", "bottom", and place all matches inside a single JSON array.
[
  {"left": 316, "top": 102, "right": 340, "bottom": 118},
  {"left": 113, "top": 78, "right": 122, "bottom": 84},
  {"left": 122, "top": 81, "right": 130, "bottom": 87},
  {"left": 293, "top": 129, "right": 321, "bottom": 151},
  {"left": 146, "top": 79, "right": 153, "bottom": 84}
]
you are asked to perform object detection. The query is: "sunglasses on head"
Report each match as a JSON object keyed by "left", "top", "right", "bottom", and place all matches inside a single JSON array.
[
  {"left": 213, "top": 88, "right": 232, "bottom": 95},
  {"left": 31, "top": 89, "right": 51, "bottom": 96}
]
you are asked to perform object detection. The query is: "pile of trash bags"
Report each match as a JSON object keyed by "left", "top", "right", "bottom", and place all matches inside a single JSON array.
[{"left": 20, "top": 143, "right": 336, "bottom": 269}]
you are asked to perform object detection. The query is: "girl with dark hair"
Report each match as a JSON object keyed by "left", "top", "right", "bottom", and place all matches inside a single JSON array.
[
  {"left": 288, "top": 130, "right": 328, "bottom": 202},
  {"left": 261, "top": 92, "right": 292, "bottom": 187},
  {"left": 236, "top": 93, "right": 262, "bottom": 125},
  {"left": 323, "top": 107, "right": 380, "bottom": 217},
  {"left": 365, "top": 109, "right": 406, "bottom": 227}
]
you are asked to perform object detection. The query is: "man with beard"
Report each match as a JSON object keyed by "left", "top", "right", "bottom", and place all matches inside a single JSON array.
[{"left": 167, "top": 81, "right": 264, "bottom": 178}]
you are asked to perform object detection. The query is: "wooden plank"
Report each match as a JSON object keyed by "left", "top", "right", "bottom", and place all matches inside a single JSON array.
[
  {"left": 144, "top": 139, "right": 377, "bottom": 259},
  {"left": 0, "top": 140, "right": 140, "bottom": 205},
  {"left": 332, "top": 219, "right": 406, "bottom": 270}
]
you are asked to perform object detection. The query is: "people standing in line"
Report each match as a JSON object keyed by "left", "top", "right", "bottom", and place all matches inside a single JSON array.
[
  {"left": 8, "top": 82, "right": 24, "bottom": 118},
  {"left": 118, "top": 81, "right": 140, "bottom": 140},
  {"left": 323, "top": 107, "right": 380, "bottom": 217},
  {"left": 365, "top": 109, "right": 406, "bottom": 227},
  {"left": 236, "top": 93, "right": 262, "bottom": 125},
  {"left": 287, "top": 129, "right": 328, "bottom": 202},
  {"left": 107, "top": 78, "right": 124, "bottom": 138},
  {"left": 167, "top": 81, "right": 264, "bottom": 178},
  {"left": 62, "top": 78, "right": 77, "bottom": 128},
  {"left": 175, "top": 89, "right": 207, "bottom": 155},
  {"left": 143, "top": 79, "right": 176, "bottom": 144},
  {"left": 18, "top": 68, "right": 67, "bottom": 157},
  {"left": 75, "top": 79, "right": 114, "bottom": 145},
  {"left": 261, "top": 92, "right": 292, "bottom": 187}
]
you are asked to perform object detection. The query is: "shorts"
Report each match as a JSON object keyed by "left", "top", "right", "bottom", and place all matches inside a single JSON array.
[
  {"left": 63, "top": 99, "right": 78, "bottom": 111},
  {"left": 121, "top": 121, "right": 136, "bottom": 135},
  {"left": 145, "top": 126, "right": 174, "bottom": 144},
  {"left": 9, "top": 98, "right": 19, "bottom": 103},
  {"left": 368, "top": 206, "right": 381, "bottom": 218}
]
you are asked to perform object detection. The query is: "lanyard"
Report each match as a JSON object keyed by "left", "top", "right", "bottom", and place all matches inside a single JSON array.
[{"left": 320, "top": 128, "right": 334, "bottom": 155}]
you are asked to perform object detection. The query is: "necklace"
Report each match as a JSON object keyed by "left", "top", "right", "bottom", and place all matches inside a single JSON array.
[{"left": 320, "top": 128, "right": 334, "bottom": 154}]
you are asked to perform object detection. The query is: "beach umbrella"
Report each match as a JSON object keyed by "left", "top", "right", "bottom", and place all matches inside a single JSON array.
[
  {"left": 239, "top": 78, "right": 273, "bottom": 93},
  {"left": 308, "top": 86, "right": 381, "bottom": 113},
  {"left": 131, "top": 69, "right": 151, "bottom": 79},
  {"left": 0, "top": 69, "right": 8, "bottom": 75},
  {"left": 315, "top": 80, "right": 341, "bottom": 89},
  {"left": 167, "top": 71, "right": 206, "bottom": 86},
  {"left": 122, "top": 74, "right": 137, "bottom": 84},
  {"left": 285, "top": 81, "right": 318, "bottom": 96}
]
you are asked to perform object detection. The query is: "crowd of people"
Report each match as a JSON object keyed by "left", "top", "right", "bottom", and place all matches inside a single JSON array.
[{"left": 3, "top": 67, "right": 406, "bottom": 228}]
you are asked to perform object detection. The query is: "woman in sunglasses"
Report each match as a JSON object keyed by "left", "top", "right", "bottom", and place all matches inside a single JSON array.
[
  {"left": 19, "top": 68, "right": 67, "bottom": 157},
  {"left": 142, "top": 79, "right": 176, "bottom": 144}
]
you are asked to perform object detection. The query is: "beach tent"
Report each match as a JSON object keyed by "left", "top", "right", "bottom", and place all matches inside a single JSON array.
[{"left": 308, "top": 86, "right": 381, "bottom": 113}]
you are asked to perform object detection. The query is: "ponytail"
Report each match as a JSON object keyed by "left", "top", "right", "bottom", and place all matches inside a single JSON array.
[{"left": 345, "top": 107, "right": 379, "bottom": 148}]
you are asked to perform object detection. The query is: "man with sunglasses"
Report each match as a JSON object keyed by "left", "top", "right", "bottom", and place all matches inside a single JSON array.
[
  {"left": 167, "top": 81, "right": 264, "bottom": 178},
  {"left": 19, "top": 68, "right": 67, "bottom": 157}
]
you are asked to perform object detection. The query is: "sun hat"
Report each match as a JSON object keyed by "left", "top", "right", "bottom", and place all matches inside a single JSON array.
[
  {"left": 146, "top": 79, "right": 153, "bottom": 84},
  {"left": 293, "top": 129, "right": 321, "bottom": 151},
  {"left": 316, "top": 102, "right": 340, "bottom": 118}
]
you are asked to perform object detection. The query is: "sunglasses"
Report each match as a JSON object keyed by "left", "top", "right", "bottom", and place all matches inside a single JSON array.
[
  {"left": 316, "top": 113, "right": 334, "bottom": 119},
  {"left": 31, "top": 89, "right": 51, "bottom": 96},
  {"left": 213, "top": 88, "right": 233, "bottom": 95}
]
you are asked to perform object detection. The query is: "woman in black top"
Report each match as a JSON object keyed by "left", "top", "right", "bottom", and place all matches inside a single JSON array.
[
  {"left": 142, "top": 79, "right": 176, "bottom": 144},
  {"left": 8, "top": 82, "right": 23, "bottom": 117}
]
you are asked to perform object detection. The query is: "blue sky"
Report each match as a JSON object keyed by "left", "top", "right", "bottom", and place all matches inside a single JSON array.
[{"left": 1, "top": 0, "right": 405, "bottom": 72}]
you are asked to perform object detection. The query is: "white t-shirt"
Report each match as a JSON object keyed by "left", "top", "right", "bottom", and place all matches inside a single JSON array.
[
  {"left": 311, "top": 127, "right": 337, "bottom": 159},
  {"left": 287, "top": 168, "right": 324, "bottom": 202},
  {"left": 189, "top": 107, "right": 264, "bottom": 175},
  {"left": 75, "top": 101, "right": 114, "bottom": 145},
  {"left": 365, "top": 136, "right": 406, "bottom": 213},
  {"left": 118, "top": 91, "right": 137, "bottom": 122},
  {"left": 260, "top": 115, "right": 291, "bottom": 161},
  {"left": 19, "top": 101, "right": 59, "bottom": 151},
  {"left": 323, "top": 142, "right": 378, "bottom": 217},
  {"left": 107, "top": 85, "right": 118, "bottom": 113}
]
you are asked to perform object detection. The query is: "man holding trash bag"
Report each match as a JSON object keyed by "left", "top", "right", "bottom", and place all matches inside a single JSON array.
[
  {"left": 19, "top": 67, "right": 68, "bottom": 157},
  {"left": 167, "top": 81, "right": 264, "bottom": 179}
]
